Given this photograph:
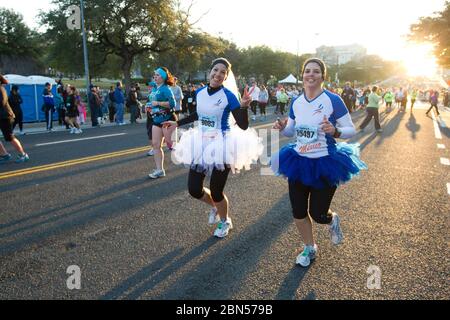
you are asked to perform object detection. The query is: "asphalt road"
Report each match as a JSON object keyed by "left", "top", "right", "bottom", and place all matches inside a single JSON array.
[{"left": 0, "top": 101, "right": 449, "bottom": 300}]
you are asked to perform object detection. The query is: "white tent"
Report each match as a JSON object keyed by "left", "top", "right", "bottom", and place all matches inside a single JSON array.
[
  {"left": 278, "top": 74, "right": 300, "bottom": 84},
  {"left": 28, "top": 75, "right": 57, "bottom": 85},
  {"left": 4, "top": 74, "right": 35, "bottom": 85}
]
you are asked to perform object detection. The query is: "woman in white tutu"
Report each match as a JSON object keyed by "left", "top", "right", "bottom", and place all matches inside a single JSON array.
[{"left": 163, "top": 58, "right": 263, "bottom": 238}]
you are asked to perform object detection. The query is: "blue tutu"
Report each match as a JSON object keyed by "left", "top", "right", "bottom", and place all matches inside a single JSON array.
[{"left": 271, "top": 142, "right": 367, "bottom": 189}]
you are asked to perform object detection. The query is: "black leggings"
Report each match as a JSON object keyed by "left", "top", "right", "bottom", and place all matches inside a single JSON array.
[
  {"left": 426, "top": 104, "right": 440, "bottom": 115},
  {"left": 188, "top": 167, "right": 231, "bottom": 202},
  {"left": 288, "top": 179, "right": 337, "bottom": 224},
  {"left": 250, "top": 101, "right": 258, "bottom": 115}
]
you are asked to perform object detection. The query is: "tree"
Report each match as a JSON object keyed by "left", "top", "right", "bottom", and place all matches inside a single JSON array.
[
  {"left": 0, "top": 7, "right": 42, "bottom": 57},
  {"left": 409, "top": 1, "right": 450, "bottom": 68},
  {"left": 41, "top": 0, "right": 195, "bottom": 90},
  {"left": 152, "top": 31, "right": 227, "bottom": 80},
  {"left": 0, "top": 7, "right": 44, "bottom": 74}
]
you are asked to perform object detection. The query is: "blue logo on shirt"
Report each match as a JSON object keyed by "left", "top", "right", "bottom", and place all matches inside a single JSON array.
[{"left": 313, "top": 104, "right": 324, "bottom": 115}]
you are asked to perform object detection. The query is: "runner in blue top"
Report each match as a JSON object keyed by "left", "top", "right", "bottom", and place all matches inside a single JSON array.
[
  {"left": 148, "top": 67, "right": 176, "bottom": 179},
  {"left": 272, "top": 58, "right": 367, "bottom": 267}
]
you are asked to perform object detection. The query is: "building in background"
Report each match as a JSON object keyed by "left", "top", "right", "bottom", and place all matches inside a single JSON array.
[{"left": 316, "top": 44, "right": 367, "bottom": 65}]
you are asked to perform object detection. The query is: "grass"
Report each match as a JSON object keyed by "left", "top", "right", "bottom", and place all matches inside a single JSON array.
[{"left": 61, "top": 78, "right": 147, "bottom": 90}]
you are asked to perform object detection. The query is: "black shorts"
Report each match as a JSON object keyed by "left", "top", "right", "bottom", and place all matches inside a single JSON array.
[
  {"left": 152, "top": 113, "right": 177, "bottom": 128},
  {"left": 0, "top": 118, "right": 14, "bottom": 142}
]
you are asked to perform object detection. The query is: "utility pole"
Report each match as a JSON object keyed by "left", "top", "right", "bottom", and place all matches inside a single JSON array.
[
  {"left": 80, "top": 0, "right": 90, "bottom": 107},
  {"left": 296, "top": 40, "right": 300, "bottom": 85}
]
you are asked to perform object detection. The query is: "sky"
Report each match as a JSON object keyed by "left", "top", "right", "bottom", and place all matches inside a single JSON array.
[{"left": 0, "top": 0, "right": 446, "bottom": 73}]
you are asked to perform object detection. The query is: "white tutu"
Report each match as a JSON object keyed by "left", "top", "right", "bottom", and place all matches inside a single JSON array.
[{"left": 173, "top": 123, "right": 264, "bottom": 175}]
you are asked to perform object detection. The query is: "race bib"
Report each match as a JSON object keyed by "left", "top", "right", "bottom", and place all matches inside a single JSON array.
[
  {"left": 296, "top": 125, "right": 318, "bottom": 144},
  {"left": 188, "top": 98, "right": 193, "bottom": 103},
  {"left": 200, "top": 115, "right": 218, "bottom": 132}
]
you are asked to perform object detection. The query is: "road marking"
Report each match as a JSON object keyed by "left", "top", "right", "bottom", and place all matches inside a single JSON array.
[
  {"left": 431, "top": 111, "right": 442, "bottom": 139},
  {"left": 0, "top": 146, "right": 149, "bottom": 180},
  {"left": 437, "top": 144, "right": 446, "bottom": 149},
  {"left": 35, "top": 133, "right": 127, "bottom": 146},
  {"left": 440, "top": 158, "right": 450, "bottom": 166},
  {"left": 447, "top": 183, "right": 450, "bottom": 195}
]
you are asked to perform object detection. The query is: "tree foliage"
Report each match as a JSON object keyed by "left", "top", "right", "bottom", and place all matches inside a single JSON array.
[
  {"left": 0, "top": 7, "right": 42, "bottom": 57},
  {"left": 40, "top": 0, "right": 194, "bottom": 89},
  {"left": 409, "top": 1, "right": 450, "bottom": 68}
]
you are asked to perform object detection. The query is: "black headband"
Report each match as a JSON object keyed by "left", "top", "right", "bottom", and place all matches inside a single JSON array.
[{"left": 211, "top": 58, "right": 231, "bottom": 70}]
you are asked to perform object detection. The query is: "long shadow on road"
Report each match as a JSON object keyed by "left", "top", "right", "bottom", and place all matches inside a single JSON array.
[
  {"left": 100, "top": 240, "right": 219, "bottom": 300},
  {"left": 0, "top": 164, "right": 186, "bottom": 232},
  {"left": 0, "top": 153, "right": 148, "bottom": 193},
  {"left": 102, "top": 195, "right": 306, "bottom": 300},
  {"left": 0, "top": 171, "right": 188, "bottom": 256},
  {"left": 349, "top": 108, "right": 406, "bottom": 152}
]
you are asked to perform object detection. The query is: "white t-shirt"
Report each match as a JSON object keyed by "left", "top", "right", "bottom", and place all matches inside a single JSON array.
[
  {"left": 282, "top": 90, "right": 356, "bottom": 158},
  {"left": 249, "top": 86, "right": 260, "bottom": 101},
  {"left": 195, "top": 86, "right": 241, "bottom": 132}
]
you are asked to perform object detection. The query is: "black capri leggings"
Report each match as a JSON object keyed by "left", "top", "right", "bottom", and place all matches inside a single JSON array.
[
  {"left": 188, "top": 167, "right": 231, "bottom": 203},
  {"left": 288, "top": 179, "right": 337, "bottom": 224}
]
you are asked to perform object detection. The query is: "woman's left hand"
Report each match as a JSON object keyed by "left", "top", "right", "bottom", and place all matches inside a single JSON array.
[
  {"left": 240, "top": 85, "right": 251, "bottom": 107},
  {"left": 320, "top": 115, "right": 336, "bottom": 135}
]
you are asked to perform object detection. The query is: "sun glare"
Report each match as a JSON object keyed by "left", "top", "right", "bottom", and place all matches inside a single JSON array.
[{"left": 401, "top": 44, "right": 439, "bottom": 78}]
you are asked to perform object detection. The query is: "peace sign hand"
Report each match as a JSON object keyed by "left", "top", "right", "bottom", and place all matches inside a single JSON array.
[
  {"left": 240, "top": 85, "right": 251, "bottom": 107},
  {"left": 320, "top": 115, "right": 336, "bottom": 135}
]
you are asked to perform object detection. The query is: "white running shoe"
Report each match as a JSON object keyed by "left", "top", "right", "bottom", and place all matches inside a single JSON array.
[
  {"left": 70, "top": 127, "right": 75, "bottom": 134},
  {"left": 147, "top": 149, "right": 155, "bottom": 156},
  {"left": 148, "top": 169, "right": 166, "bottom": 179},
  {"left": 329, "top": 212, "right": 344, "bottom": 245},
  {"left": 208, "top": 207, "right": 219, "bottom": 225},
  {"left": 75, "top": 128, "right": 82, "bottom": 134},
  {"left": 296, "top": 244, "right": 318, "bottom": 267},
  {"left": 214, "top": 218, "right": 233, "bottom": 238}
]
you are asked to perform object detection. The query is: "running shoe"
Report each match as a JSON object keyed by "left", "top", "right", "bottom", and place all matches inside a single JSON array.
[
  {"left": 0, "top": 153, "right": 12, "bottom": 163},
  {"left": 214, "top": 218, "right": 233, "bottom": 238},
  {"left": 329, "top": 212, "right": 344, "bottom": 245},
  {"left": 208, "top": 207, "right": 219, "bottom": 225},
  {"left": 15, "top": 153, "right": 29, "bottom": 163},
  {"left": 296, "top": 244, "right": 318, "bottom": 267},
  {"left": 148, "top": 169, "right": 166, "bottom": 179}
]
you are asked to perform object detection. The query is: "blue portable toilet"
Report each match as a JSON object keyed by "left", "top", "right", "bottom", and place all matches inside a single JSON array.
[{"left": 4, "top": 74, "right": 57, "bottom": 123}]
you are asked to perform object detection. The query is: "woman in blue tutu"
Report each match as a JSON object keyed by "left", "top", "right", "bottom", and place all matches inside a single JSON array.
[
  {"left": 163, "top": 58, "right": 263, "bottom": 238},
  {"left": 272, "top": 58, "right": 367, "bottom": 267}
]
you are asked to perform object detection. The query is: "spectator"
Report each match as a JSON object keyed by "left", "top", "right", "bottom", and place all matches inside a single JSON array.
[
  {"left": 9, "top": 85, "right": 24, "bottom": 135},
  {"left": 114, "top": 82, "right": 125, "bottom": 125},
  {"left": 0, "top": 74, "right": 29, "bottom": 163},
  {"left": 42, "top": 82, "right": 55, "bottom": 131}
]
